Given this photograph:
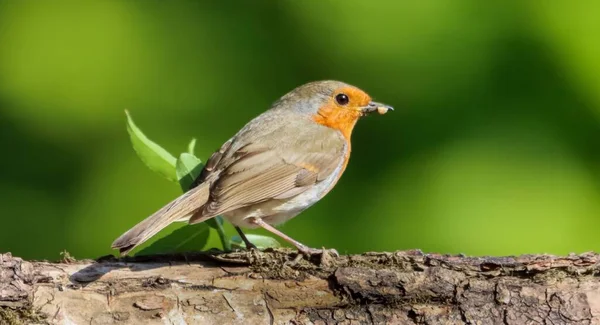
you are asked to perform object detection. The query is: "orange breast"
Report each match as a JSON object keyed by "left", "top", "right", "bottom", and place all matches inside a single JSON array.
[{"left": 312, "top": 106, "right": 360, "bottom": 141}]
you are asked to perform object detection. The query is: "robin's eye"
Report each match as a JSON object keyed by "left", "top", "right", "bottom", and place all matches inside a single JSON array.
[{"left": 335, "top": 93, "right": 349, "bottom": 106}]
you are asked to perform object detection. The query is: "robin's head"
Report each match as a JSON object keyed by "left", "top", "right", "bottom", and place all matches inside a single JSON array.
[{"left": 276, "top": 80, "right": 392, "bottom": 139}]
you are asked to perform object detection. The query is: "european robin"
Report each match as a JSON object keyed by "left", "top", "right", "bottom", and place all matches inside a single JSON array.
[{"left": 112, "top": 80, "right": 392, "bottom": 255}]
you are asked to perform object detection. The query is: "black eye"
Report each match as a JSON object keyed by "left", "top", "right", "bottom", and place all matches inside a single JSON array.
[{"left": 335, "top": 93, "right": 349, "bottom": 106}]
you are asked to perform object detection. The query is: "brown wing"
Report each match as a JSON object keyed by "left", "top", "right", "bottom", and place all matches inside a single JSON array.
[
  {"left": 189, "top": 130, "right": 346, "bottom": 224},
  {"left": 191, "top": 138, "right": 234, "bottom": 188}
]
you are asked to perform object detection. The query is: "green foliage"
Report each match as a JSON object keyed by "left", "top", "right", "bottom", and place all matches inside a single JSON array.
[
  {"left": 176, "top": 153, "right": 203, "bottom": 190},
  {"left": 125, "top": 110, "right": 177, "bottom": 182},
  {"left": 187, "top": 138, "right": 197, "bottom": 155},
  {"left": 125, "top": 111, "right": 223, "bottom": 254},
  {"left": 124, "top": 111, "right": 261, "bottom": 254}
]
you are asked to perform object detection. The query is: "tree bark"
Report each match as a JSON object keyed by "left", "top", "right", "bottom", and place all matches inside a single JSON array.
[{"left": 1, "top": 249, "right": 600, "bottom": 325}]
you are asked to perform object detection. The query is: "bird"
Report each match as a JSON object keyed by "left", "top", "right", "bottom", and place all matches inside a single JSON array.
[{"left": 111, "top": 80, "right": 392, "bottom": 256}]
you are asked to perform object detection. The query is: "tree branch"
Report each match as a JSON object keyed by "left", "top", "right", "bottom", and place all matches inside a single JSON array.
[{"left": 2, "top": 250, "right": 600, "bottom": 324}]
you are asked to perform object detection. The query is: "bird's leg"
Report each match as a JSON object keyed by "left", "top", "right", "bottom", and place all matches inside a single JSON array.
[
  {"left": 249, "top": 218, "right": 338, "bottom": 256},
  {"left": 234, "top": 226, "right": 257, "bottom": 250}
]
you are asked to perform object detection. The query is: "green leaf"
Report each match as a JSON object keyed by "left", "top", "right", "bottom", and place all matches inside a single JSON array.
[
  {"left": 125, "top": 110, "right": 177, "bottom": 182},
  {"left": 136, "top": 222, "right": 209, "bottom": 256},
  {"left": 205, "top": 216, "right": 224, "bottom": 228},
  {"left": 187, "top": 138, "right": 196, "bottom": 155},
  {"left": 205, "top": 216, "right": 228, "bottom": 250},
  {"left": 176, "top": 153, "right": 204, "bottom": 191},
  {"left": 125, "top": 112, "right": 230, "bottom": 253},
  {"left": 230, "top": 234, "right": 281, "bottom": 250}
]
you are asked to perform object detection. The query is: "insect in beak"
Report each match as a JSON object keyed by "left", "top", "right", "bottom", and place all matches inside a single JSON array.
[{"left": 360, "top": 101, "right": 394, "bottom": 116}]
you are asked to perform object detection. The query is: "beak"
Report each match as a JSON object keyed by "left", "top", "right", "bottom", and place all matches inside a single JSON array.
[{"left": 361, "top": 101, "right": 394, "bottom": 115}]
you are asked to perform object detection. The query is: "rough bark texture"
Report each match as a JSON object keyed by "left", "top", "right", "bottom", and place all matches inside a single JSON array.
[{"left": 2, "top": 249, "right": 600, "bottom": 325}]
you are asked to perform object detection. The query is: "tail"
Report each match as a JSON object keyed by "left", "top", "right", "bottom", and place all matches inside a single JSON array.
[{"left": 111, "top": 183, "right": 210, "bottom": 255}]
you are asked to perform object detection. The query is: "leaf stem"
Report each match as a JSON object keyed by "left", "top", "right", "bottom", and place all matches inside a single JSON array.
[{"left": 214, "top": 217, "right": 231, "bottom": 251}]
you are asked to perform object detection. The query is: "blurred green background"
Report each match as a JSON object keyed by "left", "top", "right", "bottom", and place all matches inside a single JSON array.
[{"left": 1, "top": 1, "right": 600, "bottom": 260}]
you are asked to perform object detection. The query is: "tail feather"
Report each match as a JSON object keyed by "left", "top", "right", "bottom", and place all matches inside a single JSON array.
[{"left": 111, "top": 183, "right": 210, "bottom": 255}]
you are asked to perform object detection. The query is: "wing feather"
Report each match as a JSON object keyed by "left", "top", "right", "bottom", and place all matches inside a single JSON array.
[{"left": 189, "top": 126, "right": 347, "bottom": 224}]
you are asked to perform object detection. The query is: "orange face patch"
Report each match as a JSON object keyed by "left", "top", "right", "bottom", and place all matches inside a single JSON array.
[
  {"left": 335, "top": 86, "right": 372, "bottom": 108},
  {"left": 312, "top": 86, "right": 371, "bottom": 140}
]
